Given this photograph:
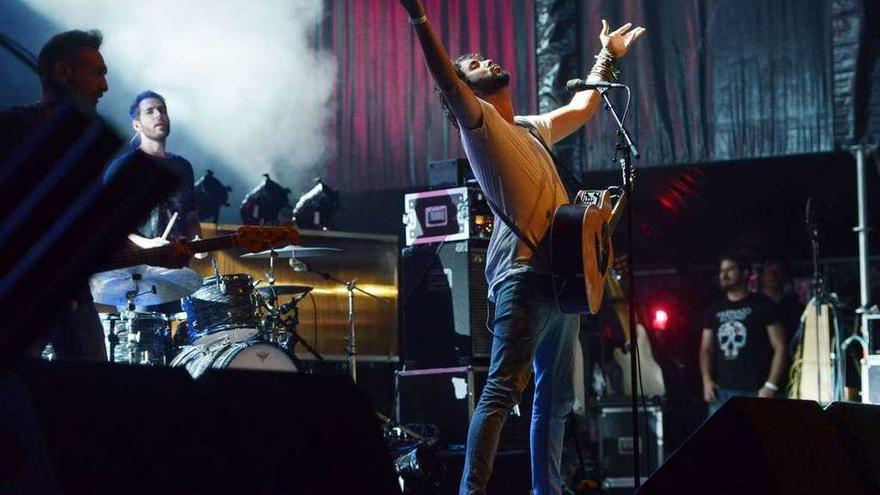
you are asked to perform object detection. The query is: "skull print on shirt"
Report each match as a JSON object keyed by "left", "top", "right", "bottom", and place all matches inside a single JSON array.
[{"left": 715, "top": 307, "right": 753, "bottom": 360}]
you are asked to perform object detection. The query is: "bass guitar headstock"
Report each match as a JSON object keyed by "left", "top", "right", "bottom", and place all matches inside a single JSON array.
[{"left": 234, "top": 224, "right": 300, "bottom": 253}]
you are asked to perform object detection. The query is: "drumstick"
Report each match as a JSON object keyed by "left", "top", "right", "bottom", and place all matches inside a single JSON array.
[{"left": 161, "top": 212, "right": 179, "bottom": 240}]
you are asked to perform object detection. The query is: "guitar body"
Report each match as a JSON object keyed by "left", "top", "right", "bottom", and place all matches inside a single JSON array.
[{"left": 550, "top": 189, "right": 615, "bottom": 315}]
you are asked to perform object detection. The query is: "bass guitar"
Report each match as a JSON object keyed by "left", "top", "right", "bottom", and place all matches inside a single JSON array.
[
  {"left": 99, "top": 225, "right": 300, "bottom": 271},
  {"left": 607, "top": 256, "right": 665, "bottom": 397}
]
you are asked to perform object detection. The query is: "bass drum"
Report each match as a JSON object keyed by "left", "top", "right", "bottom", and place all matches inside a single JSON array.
[{"left": 170, "top": 340, "right": 296, "bottom": 379}]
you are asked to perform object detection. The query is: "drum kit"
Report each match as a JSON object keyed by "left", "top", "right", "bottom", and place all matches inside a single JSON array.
[{"left": 88, "top": 245, "right": 345, "bottom": 379}]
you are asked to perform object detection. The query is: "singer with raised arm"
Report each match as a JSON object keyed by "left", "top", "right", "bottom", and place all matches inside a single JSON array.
[{"left": 397, "top": 1, "right": 644, "bottom": 493}]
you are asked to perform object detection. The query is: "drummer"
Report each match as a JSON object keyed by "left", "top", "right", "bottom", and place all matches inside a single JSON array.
[{"left": 103, "top": 90, "right": 206, "bottom": 312}]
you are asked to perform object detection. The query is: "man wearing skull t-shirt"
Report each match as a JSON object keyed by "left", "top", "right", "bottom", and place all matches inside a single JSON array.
[{"left": 699, "top": 254, "right": 787, "bottom": 416}]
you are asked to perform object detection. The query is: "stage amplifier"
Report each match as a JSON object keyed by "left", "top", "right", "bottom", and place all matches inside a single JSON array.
[{"left": 401, "top": 240, "right": 491, "bottom": 368}]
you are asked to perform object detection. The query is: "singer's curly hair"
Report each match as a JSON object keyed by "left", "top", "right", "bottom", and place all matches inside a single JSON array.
[{"left": 436, "top": 52, "right": 484, "bottom": 129}]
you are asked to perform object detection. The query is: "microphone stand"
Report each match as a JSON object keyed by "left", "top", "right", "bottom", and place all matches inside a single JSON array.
[
  {"left": 598, "top": 86, "right": 642, "bottom": 489},
  {"left": 312, "top": 271, "right": 390, "bottom": 384}
]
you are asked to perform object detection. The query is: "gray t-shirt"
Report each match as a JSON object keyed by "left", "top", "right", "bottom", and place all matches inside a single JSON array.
[{"left": 459, "top": 98, "right": 569, "bottom": 301}]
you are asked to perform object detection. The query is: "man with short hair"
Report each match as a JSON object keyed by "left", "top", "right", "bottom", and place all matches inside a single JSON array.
[
  {"left": 700, "top": 254, "right": 787, "bottom": 416},
  {"left": 0, "top": 29, "right": 109, "bottom": 361},
  {"left": 397, "top": 1, "right": 645, "bottom": 493},
  {"left": 104, "top": 90, "right": 202, "bottom": 250}
]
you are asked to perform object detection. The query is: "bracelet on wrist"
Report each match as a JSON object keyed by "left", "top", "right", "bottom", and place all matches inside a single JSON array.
[
  {"left": 763, "top": 381, "right": 779, "bottom": 392},
  {"left": 589, "top": 47, "right": 620, "bottom": 82},
  {"left": 409, "top": 14, "right": 428, "bottom": 26}
]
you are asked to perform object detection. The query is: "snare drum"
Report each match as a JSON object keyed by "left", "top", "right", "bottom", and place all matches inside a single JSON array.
[
  {"left": 170, "top": 340, "right": 297, "bottom": 379},
  {"left": 181, "top": 274, "right": 261, "bottom": 346}
]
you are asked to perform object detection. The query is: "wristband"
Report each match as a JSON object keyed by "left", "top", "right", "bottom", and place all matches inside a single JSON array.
[
  {"left": 409, "top": 14, "right": 428, "bottom": 26},
  {"left": 763, "top": 381, "right": 779, "bottom": 392}
]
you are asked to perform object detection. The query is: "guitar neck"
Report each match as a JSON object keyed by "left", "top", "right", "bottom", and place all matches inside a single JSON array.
[
  {"left": 101, "top": 235, "right": 238, "bottom": 271},
  {"left": 609, "top": 190, "right": 627, "bottom": 233}
]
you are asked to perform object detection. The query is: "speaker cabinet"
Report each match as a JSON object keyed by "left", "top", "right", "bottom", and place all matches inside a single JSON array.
[
  {"left": 401, "top": 240, "right": 490, "bottom": 368},
  {"left": 4, "top": 360, "right": 399, "bottom": 495},
  {"left": 638, "top": 398, "right": 868, "bottom": 495}
]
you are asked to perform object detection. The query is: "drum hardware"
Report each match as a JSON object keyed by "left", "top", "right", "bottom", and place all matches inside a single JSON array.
[
  {"left": 255, "top": 285, "right": 313, "bottom": 299},
  {"left": 252, "top": 248, "right": 322, "bottom": 366},
  {"left": 244, "top": 244, "right": 387, "bottom": 383},
  {"left": 310, "top": 270, "right": 389, "bottom": 384},
  {"left": 104, "top": 313, "right": 122, "bottom": 363},
  {"left": 100, "top": 311, "right": 171, "bottom": 365}
]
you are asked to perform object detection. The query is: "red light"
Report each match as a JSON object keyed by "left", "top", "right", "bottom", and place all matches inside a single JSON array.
[{"left": 652, "top": 309, "right": 669, "bottom": 330}]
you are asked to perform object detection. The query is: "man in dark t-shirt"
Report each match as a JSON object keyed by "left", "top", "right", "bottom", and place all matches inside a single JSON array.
[
  {"left": 0, "top": 29, "right": 110, "bottom": 361},
  {"left": 699, "top": 254, "right": 787, "bottom": 416},
  {"left": 104, "top": 90, "right": 201, "bottom": 246},
  {"left": 103, "top": 90, "right": 203, "bottom": 315}
]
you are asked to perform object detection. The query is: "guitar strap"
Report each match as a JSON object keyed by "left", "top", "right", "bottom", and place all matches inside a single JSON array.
[
  {"left": 479, "top": 118, "right": 584, "bottom": 254},
  {"left": 481, "top": 193, "right": 538, "bottom": 252},
  {"left": 514, "top": 117, "right": 584, "bottom": 201}
]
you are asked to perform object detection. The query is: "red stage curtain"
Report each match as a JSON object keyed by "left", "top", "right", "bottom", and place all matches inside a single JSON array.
[{"left": 322, "top": 0, "right": 536, "bottom": 192}]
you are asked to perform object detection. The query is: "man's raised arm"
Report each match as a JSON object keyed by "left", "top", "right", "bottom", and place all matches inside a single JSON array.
[
  {"left": 399, "top": 0, "right": 483, "bottom": 129},
  {"left": 546, "top": 20, "right": 645, "bottom": 144}
]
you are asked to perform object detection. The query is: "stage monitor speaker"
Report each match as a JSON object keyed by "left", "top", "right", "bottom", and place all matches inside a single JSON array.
[
  {"left": 3, "top": 360, "right": 399, "bottom": 495},
  {"left": 824, "top": 402, "right": 880, "bottom": 493},
  {"left": 401, "top": 240, "right": 490, "bottom": 368},
  {"left": 637, "top": 398, "right": 867, "bottom": 495}
]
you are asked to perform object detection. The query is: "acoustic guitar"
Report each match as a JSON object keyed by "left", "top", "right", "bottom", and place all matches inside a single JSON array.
[{"left": 550, "top": 188, "right": 626, "bottom": 314}]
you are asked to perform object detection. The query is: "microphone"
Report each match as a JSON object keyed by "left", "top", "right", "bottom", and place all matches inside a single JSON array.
[{"left": 565, "top": 79, "right": 625, "bottom": 92}]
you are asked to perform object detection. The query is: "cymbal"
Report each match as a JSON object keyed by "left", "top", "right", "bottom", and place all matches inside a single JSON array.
[
  {"left": 256, "top": 285, "right": 313, "bottom": 298},
  {"left": 241, "top": 245, "right": 342, "bottom": 259},
  {"left": 90, "top": 265, "right": 203, "bottom": 306}
]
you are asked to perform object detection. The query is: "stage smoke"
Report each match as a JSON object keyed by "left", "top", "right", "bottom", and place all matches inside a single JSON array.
[{"left": 24, "top": 0, "right": 335, "bottom": 220}]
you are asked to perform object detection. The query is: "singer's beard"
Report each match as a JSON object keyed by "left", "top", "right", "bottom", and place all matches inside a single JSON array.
[{"left": 470, "top": 71, "right": 511, "bottom": 96}]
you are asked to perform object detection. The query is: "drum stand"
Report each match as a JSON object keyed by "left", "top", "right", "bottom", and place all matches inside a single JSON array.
[
  {"left": 123, "top": 281, "right": 158, "bottom": 365},
  {"left": 312, "top": 272, "right": 389, "bottom": 384},
  {"left": 106, "top": 317, "right": 119, "bottom": 364},
  {"left": 259, "top": 250, "right": 324, "bottom": 366}
]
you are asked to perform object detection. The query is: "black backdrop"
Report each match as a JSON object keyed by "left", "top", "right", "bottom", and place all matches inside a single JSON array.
[{"left": 536, "top": 0, "right": 878, "bottom": 174}]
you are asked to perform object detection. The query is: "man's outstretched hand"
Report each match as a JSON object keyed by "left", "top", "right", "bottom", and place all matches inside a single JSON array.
[{"left": 600, "top": 19, "right": 646, "bottom": 58}]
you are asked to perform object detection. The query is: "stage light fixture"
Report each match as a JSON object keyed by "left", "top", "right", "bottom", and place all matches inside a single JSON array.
[
  {"left": 239, "top": 173, "right": 291, "bottom": 225},
  {"left": 394, "top": 444, "right": 443, "bottom": 494},
  {"left": 194, "top": 169, "right": 232, "bottom": 223},
  {"left": 292, "top": 178, "right": 340, "bottom": 229}
]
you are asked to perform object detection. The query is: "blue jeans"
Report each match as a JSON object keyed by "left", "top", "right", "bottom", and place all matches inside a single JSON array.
[
  {"left": 460, "top": 273, "right": 581, "bottom": 495},
  {"left": 707, "top": 387, "right": 757, "bottom": 416}
]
